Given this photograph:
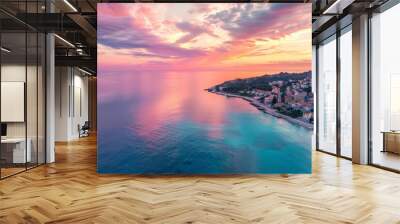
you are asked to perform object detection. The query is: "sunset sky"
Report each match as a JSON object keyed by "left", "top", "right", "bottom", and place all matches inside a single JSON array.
[{"left": 98, "top": 3, "right": 311, "bottom": 75}]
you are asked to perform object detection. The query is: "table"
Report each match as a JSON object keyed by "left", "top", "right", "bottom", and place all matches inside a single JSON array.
[
  {"left": 1, "top": 138, "right": 31, "bottom": 163},
  {"left": 381, "top": 131, "right": 400, "bottom": 154}
]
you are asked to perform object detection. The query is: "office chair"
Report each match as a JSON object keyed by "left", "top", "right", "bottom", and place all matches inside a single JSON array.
[{"left": 79, "top": 121, "right": 90, "bottom": 138}]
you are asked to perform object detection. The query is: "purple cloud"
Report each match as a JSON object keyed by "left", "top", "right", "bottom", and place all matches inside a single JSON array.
[
  {"left": 98, "top": 15, "right": 205, "bottom": 59},
  {"left": 207, "top": 3, "right": 309, "bottom": 40},
  {"left": 175, "top": 22, "right": 217, "bottom": 44}
]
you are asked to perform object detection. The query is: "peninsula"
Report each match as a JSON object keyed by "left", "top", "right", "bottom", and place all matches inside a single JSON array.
[{"left": 207, "top": 71, "right": 313, "bottom": 129}]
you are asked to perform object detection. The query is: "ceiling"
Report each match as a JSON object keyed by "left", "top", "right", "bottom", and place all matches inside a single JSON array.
[{"left": 312, "top": 0, "right": 391, "bottom": 44}]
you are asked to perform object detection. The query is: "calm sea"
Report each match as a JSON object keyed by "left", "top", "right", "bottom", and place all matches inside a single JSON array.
[{"left": 98, "top": 72, "right": 312, "bottom": 174}]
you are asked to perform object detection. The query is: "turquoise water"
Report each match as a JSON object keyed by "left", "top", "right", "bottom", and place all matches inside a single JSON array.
[{"left": 98, "top": 72, "right": 312, "bottom": 174}]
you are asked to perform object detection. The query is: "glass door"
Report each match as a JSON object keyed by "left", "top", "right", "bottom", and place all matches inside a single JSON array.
[
  {"left": 1, "top": 30, "right": 28, "bottom": 178},
  {"left": 0, "top": 1, "right": 47, "bottom": 179},
  {"left": 27, "top": 30, "right": 38, "bottom": 170},
  {"left": 317, "top": 35, "right": 337, "bottom": 154},
  {"left": 339, "top": 26, "right": 352, "bottom": 158},
  {"left": 370, "top": 4, "right": 400, "bottom": 171}
]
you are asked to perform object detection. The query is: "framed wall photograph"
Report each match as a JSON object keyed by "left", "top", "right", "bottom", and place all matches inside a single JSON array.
[{"left": 97, "top": 3, "right": 313, "bottom": 174}]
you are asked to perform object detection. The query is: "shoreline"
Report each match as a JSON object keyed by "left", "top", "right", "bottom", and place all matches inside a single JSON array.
[{"left": 207, "top": 90, "right": 314, "bottom": 130}]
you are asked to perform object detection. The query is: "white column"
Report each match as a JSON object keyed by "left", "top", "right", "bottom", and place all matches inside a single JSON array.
[
  {"left": 45, "top": 0, "right": 56, "bottom": 163},
  {"left": 352, "top": 14, "right": 369, "bottom": 164},
  {"left": 46, "top": 32, "right": 55, "bottom": 163},
  {"left": 55, "top": 67, "right": 74, "bottom": 141}
]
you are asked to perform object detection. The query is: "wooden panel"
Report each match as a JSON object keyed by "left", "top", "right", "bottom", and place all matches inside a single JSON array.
[
  {"left": 385, "top": 132, "right": 400, "bottom": 154},
  {"left": 73, "top": 86, "right": 82, "bottom": 137},
  {"left": 88, "top": 77, "right": 97, "bottom": 131}
]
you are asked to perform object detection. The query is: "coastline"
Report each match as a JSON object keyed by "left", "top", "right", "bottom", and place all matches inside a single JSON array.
[{"left": 207, "top": 90, "right": 314, "bottom": 130}]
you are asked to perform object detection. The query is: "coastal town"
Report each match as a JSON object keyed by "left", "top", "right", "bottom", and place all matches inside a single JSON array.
[{"left": 207, "top": 71, "right": 314, "bottom": 129}]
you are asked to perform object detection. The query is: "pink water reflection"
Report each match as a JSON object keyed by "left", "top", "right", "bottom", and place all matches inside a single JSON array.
[{"left": 101, "top": 71, "right": 258, "bottom": 142}]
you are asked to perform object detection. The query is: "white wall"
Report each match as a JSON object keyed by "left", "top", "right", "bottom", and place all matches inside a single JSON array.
[
  {"left": 1, "top": 82, "right": 25, "bottom": 122},
  {"left": 1, "top": 65, "right": 27, "bottom": 140},
  {"left": 55, "top": 66, "right": 70, "bottom": 141},
  {"left": 1, "top": 63, "right": 46, "bottom": 164},
  {"left": 55, "top": 67, "right": 89, "bottom": 141},
  {"left": 1, "top": 65, "right": 39, "bottom": 137},
  {"left": 73, "top": 73, "right": 89, "bottom": 138}
]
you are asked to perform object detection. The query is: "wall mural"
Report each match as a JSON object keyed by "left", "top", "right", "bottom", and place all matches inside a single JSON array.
[{"left": 98, "top": 3, "right": 313, "bottom": 174}]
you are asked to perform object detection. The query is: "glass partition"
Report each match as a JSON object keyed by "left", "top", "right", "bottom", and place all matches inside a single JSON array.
[
  {"left": 0, "top": 31, "right": 28, "bottom": 177},
  {"left": 317, "top": 35, "right": 337, "bottom": 154},
  {"left": 339, "top": 27, "right": 352, "bottom": 158},
  {"left": 370, "top": 3, "right": 400, "bottom": 171},
  {"left": 27, "top": 30, "right": 38, "bottom": 169},
  {"left": 0, "top": 1, "right": 46, "bottom": 179},
  {"left": 38, "top": 32, "right": 45, "bottom": 165}
]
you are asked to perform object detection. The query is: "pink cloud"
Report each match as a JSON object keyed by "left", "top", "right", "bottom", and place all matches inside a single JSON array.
[
  {"left": 207, "top": 3, "right": 310, "bottom": 40},
  {"left": 98, "top": 3, "right": 311, "bottom": 75},
  {"left": 175, "top": 22, "right": 218, "bottom": 44},
  {"left": 97, "top": 3, "right": 132, "bottom": 16}
]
